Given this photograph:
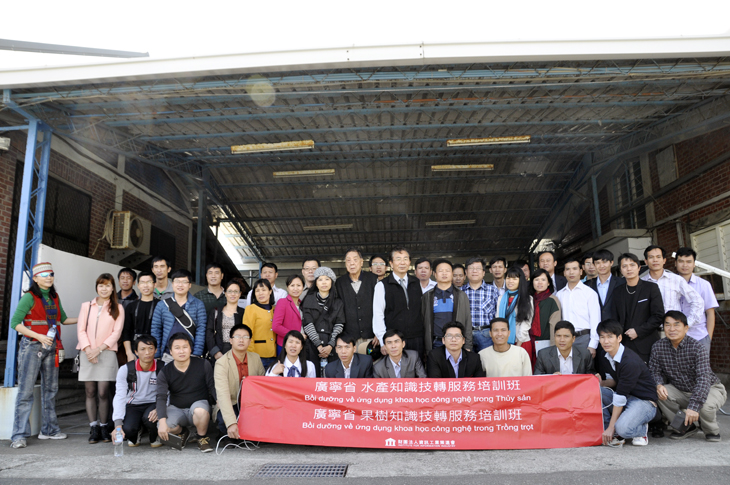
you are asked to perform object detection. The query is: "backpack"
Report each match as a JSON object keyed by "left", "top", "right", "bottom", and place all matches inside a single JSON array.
[{"left": 126, "top": 359, "right": 164, "bottom": 393}]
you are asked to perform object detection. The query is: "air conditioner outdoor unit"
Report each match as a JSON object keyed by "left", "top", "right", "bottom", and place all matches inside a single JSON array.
[{"left": 110, "top": 211, "right": 151, "bottom": 254}]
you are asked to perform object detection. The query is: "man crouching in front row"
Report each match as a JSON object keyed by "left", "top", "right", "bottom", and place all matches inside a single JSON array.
[
  {"left": 595, "top": 320, "right": 658, "bottom": 447},
  {"left": 156, "top": 332, "right": 217, "bottom": 452}
]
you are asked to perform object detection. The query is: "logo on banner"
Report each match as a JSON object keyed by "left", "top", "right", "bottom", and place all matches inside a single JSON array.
[{"left": 385, "top": 438, "right": 396, "bottom": 447}]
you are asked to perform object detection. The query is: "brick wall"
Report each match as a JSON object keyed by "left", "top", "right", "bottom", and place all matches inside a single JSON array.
[
  {"left": 712, "top": 305, "right": 730, "bottom": 374},
  {"left": 0, "top": 129, "right": 191, "bottom": 338},
  {"left": 648, "top": 124, "right": 730, "bottom": 374},
  {"left": 0, "top": 132, "right": 24, "bottom": 335}
]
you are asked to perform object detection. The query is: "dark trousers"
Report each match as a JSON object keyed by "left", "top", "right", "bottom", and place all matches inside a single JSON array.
[
  {"left": 123, "top": 402, "right": 158, "bottom": 443},
  {"left": 217, "top": 404, "right": 240, "bottom": 436},
  {"left": 405, "top": 337, "right": 425, "bottom": 362}
]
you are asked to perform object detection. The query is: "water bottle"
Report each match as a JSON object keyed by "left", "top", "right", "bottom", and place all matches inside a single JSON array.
[
  {"left": 46, "top": 326, "right": 56, "bottom": 349},
  {"left": 320, "top": 358, "right": 327, "bottom": 377},
  {"left": 114, "top": 426, "right": 124, "bottom": 457}
]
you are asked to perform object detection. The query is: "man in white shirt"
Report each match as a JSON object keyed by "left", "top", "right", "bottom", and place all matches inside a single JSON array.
[
  {"left": 242, "top": 263, "right": 287, "bottom": 308},
  {"left": 675, "top": 247, "right": 720, "bottom": 353},
  {"left": 555, "top": 258, "right": 601, "bottom": 358},
  {"left": 324, "top": 336, "right": 374, "bottom": 378},
  {"left": 415, "top": 258, "right": 436, "bottom": 294},
  {"left": 640, "top": 246, "right": 703, "bottom": 327}
]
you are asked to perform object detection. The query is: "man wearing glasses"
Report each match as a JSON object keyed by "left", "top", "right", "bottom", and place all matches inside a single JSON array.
[
  {"left": 427, "top": 322, "right": 485, "bottom": 378},
  {"left": 300, "top": 257, "right": 321, "bottom": 301},
  {"left": 213, "top": 323, "right": 264, "bottom": 441}
]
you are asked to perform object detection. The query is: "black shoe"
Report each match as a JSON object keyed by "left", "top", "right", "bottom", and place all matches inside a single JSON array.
[
  {"left": 88, "top": 425, "right": 101, "bottom": 444},
  {"left": 179, "top": 427, "right": 191, "bottom": 449},
  {"left": 670, "top": 423, "right": 698, "bottom": 440},
  {"left": 650, "top": 421, "right": 666, "bottom": 438},
  {"left": 100, "top": 425, "right": 112, "bottom": 443},
  {"left": 705, "top": 433, "right": 721, "bottom": 442}
]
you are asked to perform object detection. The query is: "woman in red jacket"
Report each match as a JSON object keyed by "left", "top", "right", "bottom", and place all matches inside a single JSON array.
[
  {"left": 272, "top": 275, "right": 305, "bottom": 355},
  {"left": 10, "top": 262, "right": 77, "bottom": 449}
]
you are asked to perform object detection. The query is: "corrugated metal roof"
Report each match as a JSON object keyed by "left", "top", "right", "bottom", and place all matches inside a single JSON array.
[{"left": 4, "top": 58, "right": 730, "bottom": 262}]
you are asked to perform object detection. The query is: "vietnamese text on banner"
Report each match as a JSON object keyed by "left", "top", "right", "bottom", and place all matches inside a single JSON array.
[{"left": 239, "top": 375, "right": 603, "bottom": 450}]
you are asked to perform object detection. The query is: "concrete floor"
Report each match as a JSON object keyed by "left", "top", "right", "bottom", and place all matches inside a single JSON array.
[{"left": 1, "top": 410, "right": 729, "bottom": 483}]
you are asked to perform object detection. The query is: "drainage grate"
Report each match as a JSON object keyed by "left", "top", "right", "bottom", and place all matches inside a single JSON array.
[{"left": 255, "top": 464, "right": 348, "bottom": 478}]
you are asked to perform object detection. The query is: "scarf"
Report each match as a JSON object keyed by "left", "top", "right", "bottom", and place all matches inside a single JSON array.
[
  {"left": 316, "top": 292, "right": 330, "bottom": 313},
  {"left": 252, "top": 301, "right": 272, "bottom": 311},
  {"left": 499, "top": 290, "right": 519, "bottom": 344},
  {"left": 530, "top": 290, "right": 552, "bottom": 338}
]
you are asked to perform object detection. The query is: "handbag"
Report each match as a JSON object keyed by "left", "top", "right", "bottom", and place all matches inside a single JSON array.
[{"left": 72, "top": 302, "right": 93, "bottom": 373}]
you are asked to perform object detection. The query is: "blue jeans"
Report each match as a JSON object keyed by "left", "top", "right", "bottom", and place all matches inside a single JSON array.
[
  {"left": 12, "top": 337, "right": 61, "bottom": 441},
  {"left": 472, "top": 329, "right": 493, "bottom": 353},
  {"left": 217, "top": 404, "right": 240, "bottom": 436},
  {"left": 601, "top": 387, "right": 656, "bottom": 439}
]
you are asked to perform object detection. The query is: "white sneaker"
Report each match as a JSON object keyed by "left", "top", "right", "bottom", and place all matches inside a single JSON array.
[
  {"left": 10, "top": 439, "right": 27, "bottom": 449},
  {"left": 38, "top": 432, "right": 67, "bottom": 440},
  {"left": 606, "top": 437, "right": 625, "bottom": 447},
  {"left": 632, "top": 436, "right": 648, "bottom": 446}
]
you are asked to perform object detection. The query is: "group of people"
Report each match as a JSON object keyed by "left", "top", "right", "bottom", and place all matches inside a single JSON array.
[{"left": 8, "top": 244, "right": 726, "bottom": 451}]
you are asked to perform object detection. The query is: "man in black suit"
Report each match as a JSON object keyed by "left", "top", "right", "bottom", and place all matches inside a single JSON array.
[
  {"left": 427, "top": 322, "right": 485, "bottom": 378},
  {"left": 335, "top": 248, "right": 379, "bottom": 352},
  {"left": 611, "top": 253, "right": 665, "bottom": 364},
  {"left": 535, "top": 321, "right": 592, "bottom": 375},
  {"left": 586, "top": 249, "right": 622, "bottom": 321},
  {"left": 325, "top": 335, "right": 373, "bottom": 378},
  {"left": 538, "top": 250, "right": 567, "bottom": 291}
]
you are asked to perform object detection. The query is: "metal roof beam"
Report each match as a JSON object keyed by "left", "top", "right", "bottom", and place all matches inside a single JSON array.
[
  {"left": 253, "top": 240, "right": 531, "bottom": 250},
  {"left": 150, "top": 120, "right": 649, "bottom": 151},
  {"left": 198, "top": 150, "right": 586, "bottom": 169},
  {"left": 75, "top": 100, "right": 692, "bottom": 127},
  {"left": 217, "top": 172, "right": 575, "bottom": 189},
  {"left": 33, "top": 78, "right": 730, "bottom": 110},
  {"left": 135, "top": 123, "right": 629, "bottom": 144},
  {"left": 235, "top": 207, "right": 551, "bottom": 223},
  {"left": 0, "top": 38, "right": 149, "bottom": 58},
  {"left": 227, "top": 189, "right": 561, "bottom": 205},
  {"left": 250, "top": 226, "right": 540, "bottom": 238},
  {"left": 11, "top": 62, "right": 730, "bottom": 101},
  {"left": 104, "top": 104, "right": 681, "bottom": 128}
]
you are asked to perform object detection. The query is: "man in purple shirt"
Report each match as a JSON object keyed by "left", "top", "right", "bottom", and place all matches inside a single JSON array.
[{"left": 675, "top": 248, "right": 719, "bottom": 354}]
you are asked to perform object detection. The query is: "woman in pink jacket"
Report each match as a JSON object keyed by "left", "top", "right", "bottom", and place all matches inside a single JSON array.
[
  {"left": 76, "top": 273, "right": 124, "bottom": 444},
  {"left": 272, "top": 275, "right": 305, "bottom": 355}
]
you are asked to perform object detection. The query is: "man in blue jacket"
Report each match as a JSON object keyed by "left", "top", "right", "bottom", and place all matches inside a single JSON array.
[{"left": 151, "top": 269, "right": 207, "bottom": 360}]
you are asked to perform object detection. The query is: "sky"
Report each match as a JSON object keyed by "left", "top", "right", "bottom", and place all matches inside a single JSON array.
[{"left": 1, "top": 0, "right": 730, "bottom": 70}]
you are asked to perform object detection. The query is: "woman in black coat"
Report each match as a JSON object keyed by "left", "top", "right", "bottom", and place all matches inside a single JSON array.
[
  {"left": 301, "top": 266, "right": 345, "bottom": 377},
  {"left": 206, "top": 280, "right": 245, "bottom": 362}
]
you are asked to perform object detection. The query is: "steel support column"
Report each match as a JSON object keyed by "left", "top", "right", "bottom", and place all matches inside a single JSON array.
[
  {"left": 195, "top": 170, "right": 208, "bottom": 285},
  {"left": 591, "top": 174, "right": 602, "bottom": 238},
  {"left": 4, "top": 120, "right": 53, "bottom": 387}
]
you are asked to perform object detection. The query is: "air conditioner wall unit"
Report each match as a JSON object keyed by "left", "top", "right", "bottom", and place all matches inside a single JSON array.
[{"left": 110, "top": 211, "right": 151, "bottom": 254}]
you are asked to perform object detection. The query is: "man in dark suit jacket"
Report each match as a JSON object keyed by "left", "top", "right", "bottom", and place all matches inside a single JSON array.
[
  {"left": 335, "top": 249, "right": 379, "bottom": 350},
  {"left": 586, "top": 249, "right": 622, "bottom": 321},
  {"left": 611, "top": 253, "right": 665, "bottom": 363},
  {"left": 325, "top": 335, "right": 374, "bottom": 378},
  {"left": 535, "top": 321, "right": 593, "bottom": 375},
  {"left": 373, "top": 329, "right": 427, "bottom": 378},
  {"left": 427, "top": 322, "right": 485, "bottom": 378},
  {"left": 538, "top": 250, "right": 567, "bottom": 291}
]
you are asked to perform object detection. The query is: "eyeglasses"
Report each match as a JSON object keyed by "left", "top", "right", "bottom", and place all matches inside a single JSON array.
[
  {"left": 303, "top": 267, "right": 318, "bottom": 272},
  {"left": 37, "top": 272, "right": 54, "bottom": 278},
  {"left": 444, "top": 334, "right": 463, "bottom": 340},
  {"left": 231, "top": 335, "right": 251, "bottom": 341},
  {"left": 371, "top": 262, "right": 386, "bottom": 267},
  {"left": 225, "top": 290, "right": 241, "bottom": 295}
]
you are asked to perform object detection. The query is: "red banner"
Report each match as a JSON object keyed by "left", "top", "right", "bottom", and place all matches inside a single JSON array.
[{"left": 239, "top": 375, "right": 603, "bottom": 450}]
